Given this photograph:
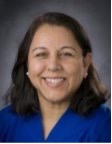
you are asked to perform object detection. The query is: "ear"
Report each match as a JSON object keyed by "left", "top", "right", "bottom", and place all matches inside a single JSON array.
[
  {"left": 83, "top": 53, "right": 92, "bottom": 78},
  {"left": 26, "top": 61, "right": 29, "bottom": 77},
  {"left": 27, "top": 59, "right": 29, "bottom": 71}
]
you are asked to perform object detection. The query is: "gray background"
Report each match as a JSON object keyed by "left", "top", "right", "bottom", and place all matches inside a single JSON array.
[{"left": 0, "top": 0, "right": 111, "bottom": 108}]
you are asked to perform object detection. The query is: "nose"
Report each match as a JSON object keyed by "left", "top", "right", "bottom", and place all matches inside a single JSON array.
[{"left": 47, "top": 55, "right": 62, "bottom": 72}]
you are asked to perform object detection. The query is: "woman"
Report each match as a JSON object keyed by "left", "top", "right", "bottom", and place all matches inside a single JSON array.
[{"left": 0, "top": 12, "right": 110, "bottom": 142}]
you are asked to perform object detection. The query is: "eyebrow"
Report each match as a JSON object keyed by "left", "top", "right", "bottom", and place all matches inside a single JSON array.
[
  {"left": 60, "top": 46, "right": 77, "bottom": 52},
  {"left": 32, "top": 47, "right": 47, "bottom": 52},
  {"left": 59, "top": 45, "right": 77, "bottom": 52},
  {"left": 32, "top": 45, "right": 77, "bottom": 52}
]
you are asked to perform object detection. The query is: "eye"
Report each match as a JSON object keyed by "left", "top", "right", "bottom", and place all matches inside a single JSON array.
[
  {"left": 64, "top": 52, "right": 73, "bottom": 56},
  {"left": 35, "top": 52, "right": 48, "bottom": 58},
  {"left": 60, "top": 52, "right": 73, "bottom": 57}
]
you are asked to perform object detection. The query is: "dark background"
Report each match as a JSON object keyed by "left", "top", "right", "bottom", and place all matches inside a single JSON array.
[{"left": 0, "top": 0, "right": 111, "bottom": 108}]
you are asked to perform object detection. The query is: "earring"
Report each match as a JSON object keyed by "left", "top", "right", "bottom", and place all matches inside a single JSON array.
[
  {"left": 26, "top": 72, "right": 29, "bottom": 75},
  {"left": 84, "top": 72, "right": 88, "bottom": 78}
]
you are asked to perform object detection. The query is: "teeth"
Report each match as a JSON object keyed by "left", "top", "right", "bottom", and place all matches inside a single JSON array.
[
  {"left": 46, "top": 78, "right": 64, "bottom": 83},
  {"left": 44, "top": 78, "right": 64, "bottom": 86}
]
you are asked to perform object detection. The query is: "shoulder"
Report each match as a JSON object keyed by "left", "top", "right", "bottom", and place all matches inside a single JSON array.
[
  {"left": 89, "top": 104, "right": 111, "bottom": 120},
  {"left": 0, "top": 105, "right": 12, "bottom": 117},
  {"left": 70, "top": 104, "right": 111, "bottom": 142},
  {"left": 0, "top": 105, "right": 15, "bottom": 119},
  {"left": 87, "top": 104, "right": 111, "bottom": 142},
  {"left": 87, "top": 104, "right": 111, "bottom": 129},
  {"left": 0, "top": 105, "right": 39, "bottom": 142},
  {"left": 0, "top": 104, "right": 27, "bottom": 133},
  {"left": 0, "top": 105, "right": 39, "bottom": 124},
  {"left": 0, "top": 105, "right": 17, "bottom": 127},
  {"left": 0, "top": 105, "right": 18, "bottom": 141}
]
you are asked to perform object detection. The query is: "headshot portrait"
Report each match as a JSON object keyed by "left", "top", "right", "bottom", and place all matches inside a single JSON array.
[{"left": 0, "top": 0, "right": 111, "bottom": 142}]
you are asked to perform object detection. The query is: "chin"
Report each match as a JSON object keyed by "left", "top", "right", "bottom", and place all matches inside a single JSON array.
[
  {"left": 45, "top": 95, "right": 70, "bottom": 104},
  {"left": 38, "top": 90, "right": 71, "bottom": 104}
]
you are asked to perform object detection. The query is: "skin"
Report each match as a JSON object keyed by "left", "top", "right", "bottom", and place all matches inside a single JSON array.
[{"left": 27, "top": 24, "right": 91, "bottom": 138}]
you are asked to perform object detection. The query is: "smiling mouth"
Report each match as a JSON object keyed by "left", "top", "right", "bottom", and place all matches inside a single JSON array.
[{"left": 43, "top": 77, "right": 66, "bottom": 88}]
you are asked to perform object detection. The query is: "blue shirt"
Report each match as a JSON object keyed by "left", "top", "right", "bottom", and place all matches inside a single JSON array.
[{"left": 0, "top": 104, "right": 111, "bottom": 142}]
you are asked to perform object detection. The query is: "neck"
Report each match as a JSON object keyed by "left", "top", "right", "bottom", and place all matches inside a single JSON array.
[
  {"left": 38, "top": 96, "right": 70, "bottom": 139},
  {"left": 39, "top": 96, "right": 70, "bottom": 121}
]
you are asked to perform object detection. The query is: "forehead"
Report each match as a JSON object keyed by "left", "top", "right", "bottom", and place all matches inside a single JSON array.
[
  {"left": 30, "top": 24, "right": 81, "bottom": 51},
  {"left": 32, "top": 24, "right": 75, "bottom": 41}
]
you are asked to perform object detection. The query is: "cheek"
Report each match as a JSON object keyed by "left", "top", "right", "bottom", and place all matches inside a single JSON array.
[
  {"left": 28, "top": 60, "right": 46, "bottom": 76},
  {"left": 65, "top": 60, "right": 84, "bottom": 85},
  {"left": 65, "top": 60, "right": 84, "bottom": 75},
  {"left": 28, "top": 61, "right": 46, "bottom": 89}
]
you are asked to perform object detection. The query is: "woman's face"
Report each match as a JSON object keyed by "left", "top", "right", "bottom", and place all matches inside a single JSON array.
[{"left": 28, "top": 24, "right": 91, "bottom": 105}]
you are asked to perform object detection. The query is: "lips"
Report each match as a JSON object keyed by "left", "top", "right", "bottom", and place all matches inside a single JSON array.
[{"left": 43, "top": 77, "right": 66, "bottom": 87}]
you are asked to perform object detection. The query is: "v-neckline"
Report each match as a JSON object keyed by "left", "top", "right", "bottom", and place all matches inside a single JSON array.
[{"left": 39, "top": 107, "right": 70, "bottom": 142}]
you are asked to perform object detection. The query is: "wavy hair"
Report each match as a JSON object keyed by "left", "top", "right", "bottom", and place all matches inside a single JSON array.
[{"left": 6, "top": 12, "right": 109, "bottom": 115}]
